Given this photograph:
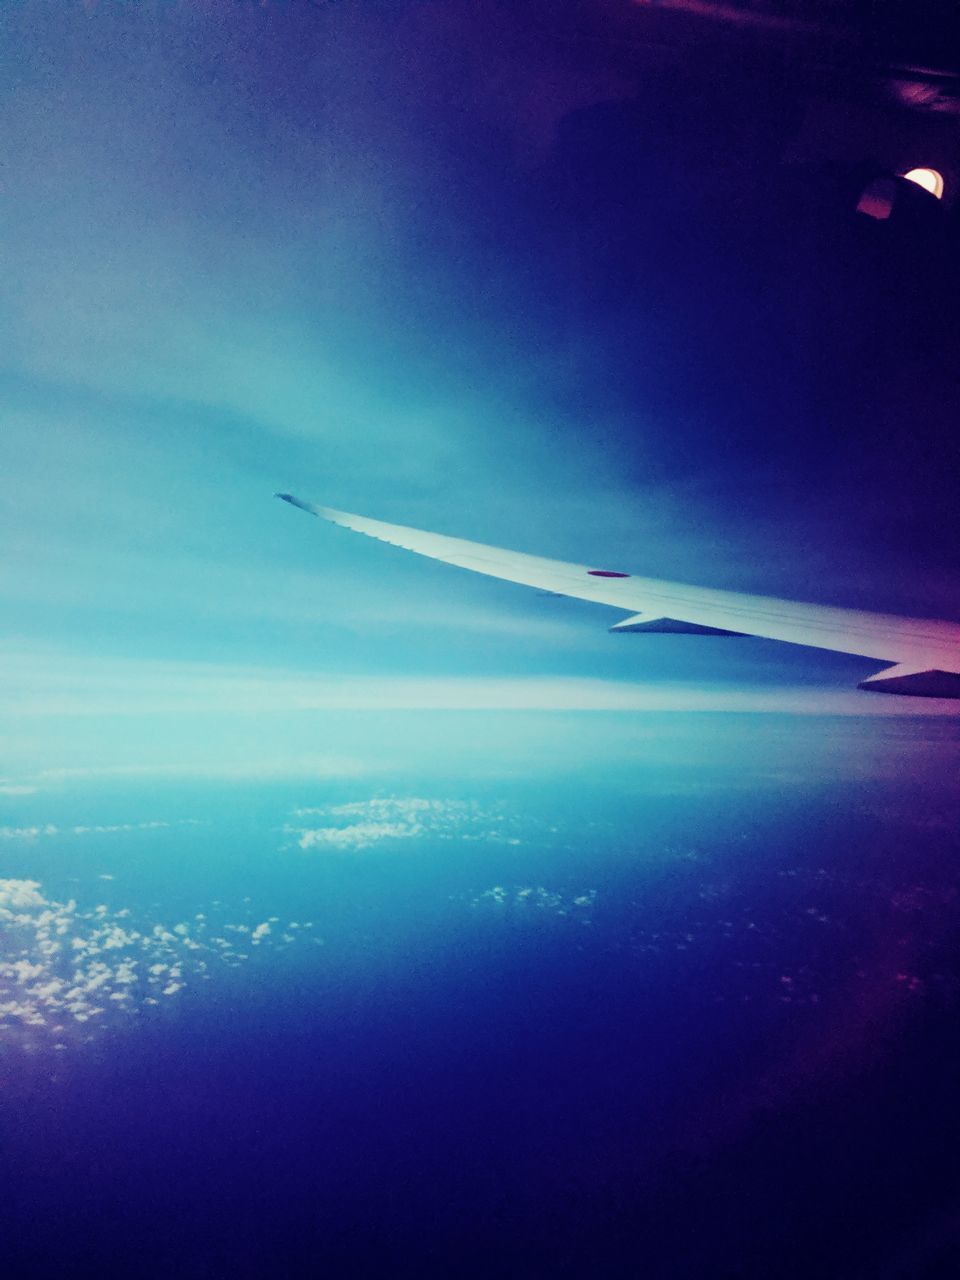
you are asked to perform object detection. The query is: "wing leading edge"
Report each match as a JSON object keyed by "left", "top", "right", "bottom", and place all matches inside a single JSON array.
[{"left": 276, "top": 494, "right": 960, "bottom": 698}]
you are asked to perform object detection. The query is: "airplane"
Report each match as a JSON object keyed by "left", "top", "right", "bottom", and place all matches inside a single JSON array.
[{"left": 276, "top": 493, "right": 960, "bottom": 699}]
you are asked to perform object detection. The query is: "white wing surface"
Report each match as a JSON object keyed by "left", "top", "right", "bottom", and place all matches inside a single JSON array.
[{"left": 276, "top": 493, "right": 960, "bottom": 698}]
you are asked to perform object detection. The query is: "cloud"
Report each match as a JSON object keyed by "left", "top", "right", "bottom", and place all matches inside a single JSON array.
[
  {"left": 4, "top": 647, "right": 959, "bottom": 720},
  {"left": 0, "top": 880, "right": 48, "bottom": 911},
  {"left": 286, "top": 797, "right": 523, "bottom": 853},
  {"left": 296, "top": 821, "right": 418, "bottom": 851},
  {"left": 473, "top": 885, "right": 597, "bottom": 920},
  {"left": 71, "top": 821, "right": 177, "bottom": 834},
  {"left": 0, "top": 818, "right": 198, "bottom": 842},
  {"left": 34, "top": 757, "right": 371, "bottom": 784},
  {"left": 0, "top": 878, "right": 317, "bottom": 1054}
]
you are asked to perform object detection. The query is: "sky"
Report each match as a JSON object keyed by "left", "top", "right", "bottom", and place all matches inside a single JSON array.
[{"left": 1, "top": 0, "right": 959, "bottom": 788}]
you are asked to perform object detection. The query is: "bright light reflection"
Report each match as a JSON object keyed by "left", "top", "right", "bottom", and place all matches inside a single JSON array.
[{"left": 902, "top": 168, "right": 944, "bottom": 199}]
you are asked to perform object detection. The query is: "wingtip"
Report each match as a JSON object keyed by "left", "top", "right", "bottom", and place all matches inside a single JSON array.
[{"left": 275, "top": 492, "right": 315, "bottom": 514}]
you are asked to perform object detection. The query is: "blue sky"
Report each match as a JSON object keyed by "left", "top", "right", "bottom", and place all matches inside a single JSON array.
[{"left": 2, "top": 2, "right": 958, "bottom": 787}]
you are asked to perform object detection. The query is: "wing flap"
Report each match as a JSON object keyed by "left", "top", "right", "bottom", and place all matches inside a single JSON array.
[
  {"left": 858, "top": 665, "right": 960, "bottom": 698},
  {"left": 610, "top": 615, "right": 745, "bottom": 636}
]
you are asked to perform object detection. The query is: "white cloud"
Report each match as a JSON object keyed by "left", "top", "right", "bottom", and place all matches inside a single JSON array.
[
  {"left": 473, "top": 885, "right": 597, "bottom": 920},
  {"left": 0, "top": 818, "right": 196, "bottom": 842},
  {"left": 286, "top": 797, "right": 520, "bottom": 853},
  {"left": 35, "top": 758, "right": 370, "bottom": 784},
  {"left": 72, "top": 821, "right": 172, "bottom": 835},
  {"left": 4, "top": 647, "right": 959, "bottom": 718},
  {"left": 297, "top": 821, "right": 419, "bottom": 851},
  {"left": 0, "top": 878, "right": 315, "bottom": 1055}
]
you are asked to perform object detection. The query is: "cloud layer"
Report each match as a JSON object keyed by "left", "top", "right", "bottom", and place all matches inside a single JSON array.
[{"left": 6, "top": 647, "right": 958, "bottom": 719}]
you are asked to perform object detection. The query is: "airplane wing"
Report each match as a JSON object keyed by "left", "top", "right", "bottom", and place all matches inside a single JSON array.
[{"left": 276, "top": 493, "right": 960, "bottom": 698}]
